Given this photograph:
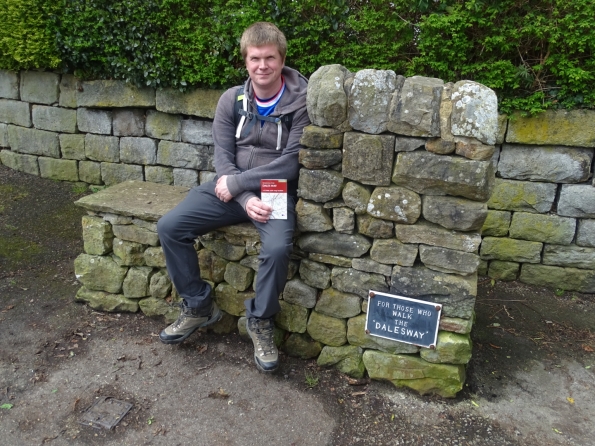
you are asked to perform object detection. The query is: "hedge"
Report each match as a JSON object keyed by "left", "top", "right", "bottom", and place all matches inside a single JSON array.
[{"left": 0, "top": 0, "right": 593, "bottom": 114}]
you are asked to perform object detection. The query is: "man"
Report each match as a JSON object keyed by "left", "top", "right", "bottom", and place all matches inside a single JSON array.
[{"left": 156, "top": 22, "right": 310, "bottom": 373}]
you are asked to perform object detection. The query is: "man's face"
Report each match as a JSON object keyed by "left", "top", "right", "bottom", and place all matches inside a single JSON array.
[{"left": 245, "top": 44, "right": 284, "bottom": 94}]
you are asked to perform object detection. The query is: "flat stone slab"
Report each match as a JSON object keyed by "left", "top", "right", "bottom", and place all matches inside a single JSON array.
[{"left": 75, "top": 180, "right": 189, "bottom": 221}]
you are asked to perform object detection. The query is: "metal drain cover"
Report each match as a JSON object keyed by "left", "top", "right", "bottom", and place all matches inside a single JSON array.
[{"left": 80, "top": 396, "right": 133, "bottom": 430}]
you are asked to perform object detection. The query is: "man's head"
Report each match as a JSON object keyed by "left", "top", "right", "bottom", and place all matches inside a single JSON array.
[{"left": 240, "top": 22, "right": 287, "bottom": 62}]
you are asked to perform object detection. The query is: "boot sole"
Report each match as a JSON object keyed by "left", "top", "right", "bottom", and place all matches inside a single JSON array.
[
  {"left": 253, "top": 355, "right": 279, "bottom": 373},
  {"left": 159, "top": 307, "right": 222, "bottom": 345}
]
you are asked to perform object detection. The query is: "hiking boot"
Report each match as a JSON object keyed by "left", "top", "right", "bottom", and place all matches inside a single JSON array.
[
  {"left": 246, "top": 317, "right": 278, "bottom": 373},
  {"left": 159, "top": 301, "right": 221, "bottom": 344}
]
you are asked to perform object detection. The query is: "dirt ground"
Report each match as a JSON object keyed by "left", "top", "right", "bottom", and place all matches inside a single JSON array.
[{"left": 1, "top": 163, "right": 594, "bottom": 446}]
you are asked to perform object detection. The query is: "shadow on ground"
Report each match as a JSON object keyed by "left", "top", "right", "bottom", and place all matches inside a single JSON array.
[{"left": 1, "top": 165, "right": 594, "bottom": 445}]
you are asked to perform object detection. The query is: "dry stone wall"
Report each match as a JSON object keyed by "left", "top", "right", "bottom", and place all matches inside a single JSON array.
[{"left": 3, "top": 66, "right": 594, "bottom": 396}]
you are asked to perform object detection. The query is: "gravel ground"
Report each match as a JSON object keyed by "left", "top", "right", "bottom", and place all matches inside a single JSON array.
[{"left": 1, "top": 164, "right": 594, "bottom": 445}]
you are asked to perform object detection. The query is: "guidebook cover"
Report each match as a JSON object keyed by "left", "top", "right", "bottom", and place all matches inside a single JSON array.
[{"left": 260, "top": 179, "right": 287, "bottom": 219}]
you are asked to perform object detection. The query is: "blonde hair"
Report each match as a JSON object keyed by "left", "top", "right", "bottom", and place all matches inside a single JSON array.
[{"left": 240, "top": 22, "right": 287, "bottom": 61}]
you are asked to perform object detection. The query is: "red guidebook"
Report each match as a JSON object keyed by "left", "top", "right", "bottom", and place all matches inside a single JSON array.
[{"left": 260, "top": 179, "right": 287, "bottom": 219}]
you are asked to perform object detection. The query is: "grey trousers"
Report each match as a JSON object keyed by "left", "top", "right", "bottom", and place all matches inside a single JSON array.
[{"left": 156, "top": 181, "right": 296, "bottom": 319}]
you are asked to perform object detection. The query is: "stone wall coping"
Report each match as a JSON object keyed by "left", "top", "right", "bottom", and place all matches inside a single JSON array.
[{"left": 74, "top": 180, "right": 189, "bottom": 221}]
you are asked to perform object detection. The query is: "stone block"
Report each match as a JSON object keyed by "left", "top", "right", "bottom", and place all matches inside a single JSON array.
[
  {"left": 181, "top": 119, "right": 213, "bottom": 145},
  {"left": 392, "top": 151, "right": 494, "bottom": 201},
  {"left": 487, "top": 178, "right": 556, "bottom": 213},
  {"left": 112, "top": 238, "right": 146, "bottom": 266},
  {"left": 199, "top": 171, "right": 216, "bottom": 184},
  {"left": 498, "top": 144, "right": 593, "bottom": 183},
  {"left": 20, "top": 71, "right": 59, "bottom": 105},
  {"left": 0, "top": 150, "right": 38, "bottom": 175},
  {"left": 520, "top": 264, "right": 595, "bottom": 293},
  {"left": 358, "top": 213, "right": 396, "bottom": 238},
  {"left": 38, "top": 157, "right": 78, "bottom": 181},
  {"left": 298, "top": 231, "right": 371, "bottom": 258},
  {"left": 8, "top": 125, "right": 59, "bottom": 157},
  {"left": 113, "top": 109, "right": 145, "bottom": 136},
  {"left": 370, "top": 239, "right": 418, "bottom": 266},
  {"left": 145, "top": 166, "right": 173, "bottom": 185},
  {"left": 32, "top": 105, "right": 77, "bottom": 133},
  {"left": 496, "top": 114, "right": 508, "bottom": 144},
  {"left": 296, "top": 199, "right": 333, "bottom": 232},
  {"left": 0, "top": 99, "right": 31, "bottom": 127},
  {"left": 113, "top": 224, "right": 158, "bottom": 246},
  {"left": 0, "top": 123, "right": 7, "bottom": 147},
  {"left": 363, "top": 350, "right": 465, "bottom": 397},
  {"left": 341, "top": 182, "right": 371, "bottom": 215},
  {"left": 283, "top": 279, "right": 317, "bottom": 309},
  {"left": 481, "top": 210, "right": 511, "bottom": 237},
  {"left": 201, "top": 238, "right": 245, "bottom": 261},
  {"left": 299, "top": 148, "right": 342, "bottom": 169},
  {"left": 157, "top": 140, "right": 213, "bottom": 170},
  {"left": 507, "top": 109, "right": 595, "bottom": 147},
  {"left": 308, "top": 253, "right": 352, "bottom": 267},
  {"left": 425, "top": 138, "right": 455, "bottom": 155},
  {"left": 281, "top": 333, "right": 322, "bottom": 359},
  {"left": 60, "top": 134, "right": 85, "bottom": 160},
  {"left": 101, "top": 163, "right": 143, "bottom": 186},
  {"left": 120, "top": 137, "right": 157, "bottom": 165},
  {"left": 332, "top": 267, "right": 388, "bottom": 299},
  {"left": 198, "top": 249, "right": 228, "bottom": 283},
  {"left": 298, "top": 168, "right": 344, "bottom": 202},
  {"left": 74, "top": 253, "right": 128, "bottom": 293},
  {"left": 77, "top": 80, "right": 155, "bottom": 107},
  {"left": 420, "top": 245, "right": 480, "bottom": 275},
  {"left": 351, "top": 257, "right": 392, "bottom": 276},
  {"left": 480, "top": 237, "right": 542, "bottom": 263},
  {"left": 145, "top": 246, "right": 166, "bottom": 268},
  {"left": 367, "top": 186, "right": 421, "bottom": 223},
  {"left": 509, "top": 212, "right": 576, "bottom": 245},
  {"left": 478, "top": 259, "right": 488, "bottom": 276},
  {"left": 138, "top": 297, "right": 178, "bottom": 320},
  {"left": 420, "top": 331, "right": 472, "bottom": 364},
  {"left": 77, "top": 108, "right": 112, "bottom": 134},
  {"left": 82, "top": 215, "right": 113, "bottom": 255},
  {"left": 395, "top": 220, "right": 481, "bottom": 253},
  {"left": 300, "top": 125, "right": 344, "bottom": 149},
  {"left": 543, "top": 244, "right": 595, "bottom": 269},
  {"left": 390, "top": 265, "right": 477, "bottom": 318},
  {"left": 150, "top": 270, "right": 172, "bottom": 298},
  {"left": 317, "top": 345, "right": 365, "bottom": 379},
  {"left": 274, "top": 300, "right": 308, "bottom": 333},
  {"left": 123, "top": 266, "right": 153, "bottom": 298},
  {"left": 307, "top": 311, "right": 347, "bottom": 346},
  {"left": 439, "top": 316, "right": 473, "bottom": 334},
  {"left": 299, "top": 259, "right": 331, "bottom": 289},
  {"left": 85, "top": 134, "right": 119, "bottom": 162},
  {"left": 315, "top": 288, "right": 361, "bottom": 319},
  {"left": 439, "top": 82, "right": 455, "bottom": 142},
  {"left": 76, "top": 287, "right": 138, "bottom": 313},
  {"left": 214, "top": 283, "right": 253, "bottom": 316},
  {"left": 395, "top": 136, "right": 426, "bottom": 152},
  {"left": 224, "top": 262, "right": 254, "bottom": 291},
  {"left": 342, "top": 132, "right": 394, "bottom": 186},
  {"left": 174, "top": 168, "right": 200, "bottom": 188},
  {"left": 0, "top": 70, "right": 19, "bottom": 99},
  {"left": 454, "top": 136, "right": 495, "bottom": 160},
  {"left": 307, "top": 64, "right": 352, "bottom": 129},
  {"left": 145, "top": 110, "right": 181, "bottom": 141},
  {"left": 558, "top": 185, "right": 595, "bottom": 218},
  {"left": 450, "top": 81, "right": 498, "bottom": 145},
  {"left": 350, "top": 69, "right": 398, "bottom": 134},
  {"left": 576, "top": 219, "right": 595, "bottom": 248},
  {"left": 78, "top": 161, "right": 102, "bottom": 184},
  {"left": 333, "top": 207, "right": 355, "bottom": 234},
  {"left": 347, "top": 314, "right": 419, "bottom": 354},
  {"left": 488, "top": 260, "right": 519, "bottom": 281},
  {"left": 156, "top": 88, "right": 223, "bottom": 118},
  {"left": 388, "top": 75, "right": 443, "bottom": 137},
  {"left": 422, "top": 195, "right": 487, "bottom": 231},
  {"left": 59, "top": 74, "right": 78, "bottom": 108}
]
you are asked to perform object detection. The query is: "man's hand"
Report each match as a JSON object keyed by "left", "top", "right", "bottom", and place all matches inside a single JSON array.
[
  {"left": 215, "top": 175, "right": 233, "bottom": 202},
  {"left": 245, "top": 197, "right": 272, "bottom": 223}
]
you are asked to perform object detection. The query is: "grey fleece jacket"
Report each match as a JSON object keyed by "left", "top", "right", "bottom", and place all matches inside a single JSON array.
[{"left": 212, "top": 66, "right": 310, "bottom": 209}]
